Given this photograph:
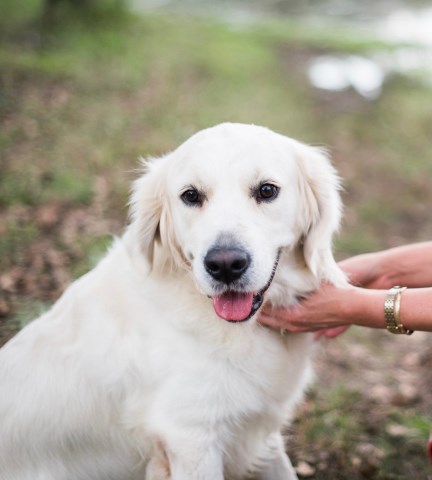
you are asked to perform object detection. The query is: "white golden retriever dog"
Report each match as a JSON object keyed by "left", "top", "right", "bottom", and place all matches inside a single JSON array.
[{"left": 0, "top": 123, "right": 346, "bottom": 480}]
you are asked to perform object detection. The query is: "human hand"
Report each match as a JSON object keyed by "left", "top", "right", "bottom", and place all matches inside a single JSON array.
[
  {"left": 314, "top": 325, "right": 350, "bottom": 339},
  {"left": 259, "top": 283, "right": 353, "bottom": 337},
  {"left": 339, "top": 253, "right": 383, "bottom": 288}
]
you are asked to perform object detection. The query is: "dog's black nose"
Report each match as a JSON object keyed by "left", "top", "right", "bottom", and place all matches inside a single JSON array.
[{"left": 204, "top": 247, "right": 250, "bottom": 284}]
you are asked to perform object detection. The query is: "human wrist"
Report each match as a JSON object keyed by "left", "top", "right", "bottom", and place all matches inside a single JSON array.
[
  {"left": 342, "top": 286, "right": 386, "bottom": 329},
  {"left": 338, "top": 285, "right": 365, "bottom": 325},
  {"left": 384, "top": 286, "right": 413, "bottom": 335},
  {"left": 338, "top": 283, "right": 432, "bottom": 333}
]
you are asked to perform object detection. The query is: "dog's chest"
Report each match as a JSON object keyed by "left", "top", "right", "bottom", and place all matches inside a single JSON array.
[
  {"left": 130, "top": 327, "right": 311, "bottom": 478},
  {"left": 140, "top": 326, "right": 311, "bottom": 433}
]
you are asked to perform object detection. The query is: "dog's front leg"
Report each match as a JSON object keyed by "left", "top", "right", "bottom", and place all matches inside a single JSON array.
[
  {"left": 253, "top": 436, "right": 298, "bottom": 480},
  {"left": 255, "top": 454, "right": 298, "bottom": 480},
  {"left": 165, "top": 439, "right": 224, "bottom": 480}
]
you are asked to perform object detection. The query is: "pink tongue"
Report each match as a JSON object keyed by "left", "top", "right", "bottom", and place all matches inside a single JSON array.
[{"left": 212, "top": 292, "right": 254, "bottom": 321}]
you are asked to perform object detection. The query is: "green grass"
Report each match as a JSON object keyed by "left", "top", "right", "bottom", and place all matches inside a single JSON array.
[
  {"left": 289, "top": 384, "right": 430, "bottom": 479},
  {"left": 70, "top": 233, "right": 115, "bottom": 278},
  {"left": 0, "top": 167, "right": 93, "bottom": 207},
  {"left": 9, "top": 299, "right": 51, "bottom": 330},
  {"left": 0, "top": 220, "right": 40, "bottom": 268},
  {"left": 377, "top": 412, "right": 430, "bottom": 479},
  {"left": 335, "top": 229, "right": 382, "bottom": 257}
]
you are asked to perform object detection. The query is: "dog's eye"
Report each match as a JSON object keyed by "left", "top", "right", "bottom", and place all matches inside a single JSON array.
[
  {"left": 255, "top": 183, "right": 279, "bottom": 202},
  {"left": 181, "top": 188, "right": 203, "bottom": 206}
]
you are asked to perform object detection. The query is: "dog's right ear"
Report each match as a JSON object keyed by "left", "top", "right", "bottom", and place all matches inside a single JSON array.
[
  {"left": 128, "top": 155, "right": 168, "bottom": 264},
  {"left": 294, "top": 143, "right": 346, "bottom": 287}
]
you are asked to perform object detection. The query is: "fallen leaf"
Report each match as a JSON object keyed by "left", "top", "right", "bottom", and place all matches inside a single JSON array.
[
  {"left": 391, "top": 384, "right": 420, "bottom": 406},
  {"left": 295, "top": 461, "right": 315, "bottom": 477},
  {"left": 386, "top": 423, "right": 417, "bottom": 437},
  {"left": 0, "top": 299, "right": 11, "bottom": 317}
]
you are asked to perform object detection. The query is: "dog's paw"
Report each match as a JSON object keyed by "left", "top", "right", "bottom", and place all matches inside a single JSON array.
[{"left": 146, "top": 440, "right": 171, "bottom": 480}]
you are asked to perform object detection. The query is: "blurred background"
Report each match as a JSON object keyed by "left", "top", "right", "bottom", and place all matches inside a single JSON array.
[{"left": 1, "top": 0, "right": 431, "bottom": 478}]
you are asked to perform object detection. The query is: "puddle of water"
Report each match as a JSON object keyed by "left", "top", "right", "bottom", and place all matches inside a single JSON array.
[
  {"left": 132, "top": 0, "right": 432, "bottom": 97},
  {"left": 378, "top": 7, "right": 432, "bottom": 46},
  {"left": 308, "top": 6, "right": 432, "bottom": 100},
  {"left": 308, "top": 55, "right": 385, "bottom": 99}
]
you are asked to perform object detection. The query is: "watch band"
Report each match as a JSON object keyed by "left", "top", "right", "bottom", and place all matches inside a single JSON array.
[{"left": 384, "top": 286, "right": 413, "bottom": 335}]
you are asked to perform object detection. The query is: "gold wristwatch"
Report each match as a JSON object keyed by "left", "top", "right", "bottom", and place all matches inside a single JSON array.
[{"left": 384, "top": 286, "right": 413, "bottom": 335}]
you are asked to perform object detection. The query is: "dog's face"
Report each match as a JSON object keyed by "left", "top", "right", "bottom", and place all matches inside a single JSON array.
[{"left": 131, "top": 123, "right": 343, "bottom": 322}]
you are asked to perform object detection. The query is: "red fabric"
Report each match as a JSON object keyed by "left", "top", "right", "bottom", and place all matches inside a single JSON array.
[{"left": 428, "top": 435, "right": 432, "bottom": 461}]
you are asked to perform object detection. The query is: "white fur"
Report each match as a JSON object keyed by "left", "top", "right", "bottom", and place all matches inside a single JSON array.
[{"left": 0, "top": 123, "right": 346, "bottom": 480}]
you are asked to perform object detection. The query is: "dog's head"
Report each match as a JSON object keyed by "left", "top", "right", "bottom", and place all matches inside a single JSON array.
[{"left": 129, "top": 123, "right": 345, "bottom": 322}]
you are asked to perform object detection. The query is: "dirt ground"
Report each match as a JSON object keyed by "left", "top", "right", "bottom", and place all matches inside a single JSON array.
[{"left": 286, "top": 329, "right": 432, "bottom": 479}]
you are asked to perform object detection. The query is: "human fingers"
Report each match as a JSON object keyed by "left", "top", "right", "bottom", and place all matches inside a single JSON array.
[
  {"left": 338, "top": 253, "right": 381, "bottom": 288},
  {"left": 314, "top": 326, "right": 350, "bottom": 339},
  {"left": 259, "top": 313, "right": 320, "bottom": 333},
  {"left": 259, "top": 305, "right": 300, "bottom": 326}
]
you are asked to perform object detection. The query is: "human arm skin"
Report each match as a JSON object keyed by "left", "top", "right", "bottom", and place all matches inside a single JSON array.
[
  {"left": 340, "top": 241, "right": 432, "bottom": 289},
  {"left": 260, "top": 284, "right": 432, "bottom": 333},
  {"left": 260, "top": 242, "right": 432, "bottom": 334}
]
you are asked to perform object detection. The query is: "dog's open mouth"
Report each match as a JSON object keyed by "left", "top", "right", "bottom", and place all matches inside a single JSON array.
[
  {"left": 211, "top": 251, "right": 280, "bottom": 323},
  {"left": 212, "top": 292, "right": 259, "bottom": 322}
]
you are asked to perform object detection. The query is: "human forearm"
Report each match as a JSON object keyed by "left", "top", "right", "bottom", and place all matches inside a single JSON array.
[
  {"left": 340, "top": 242, "right": 432, "bottom": 289},
  {"left": 345, "top": 286, "right": 432, "bottom": 332},
  {"left": 371, "top": 242, "right": 432, "bottom": 288}
]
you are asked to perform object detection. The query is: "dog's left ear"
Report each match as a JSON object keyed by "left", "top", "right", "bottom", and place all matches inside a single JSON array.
[
  {"left": 295, "top": 144, "right": 346, "bottom": 286},
  {"left": 128, "top": 155, "right": 183, "bottom": 268}
]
